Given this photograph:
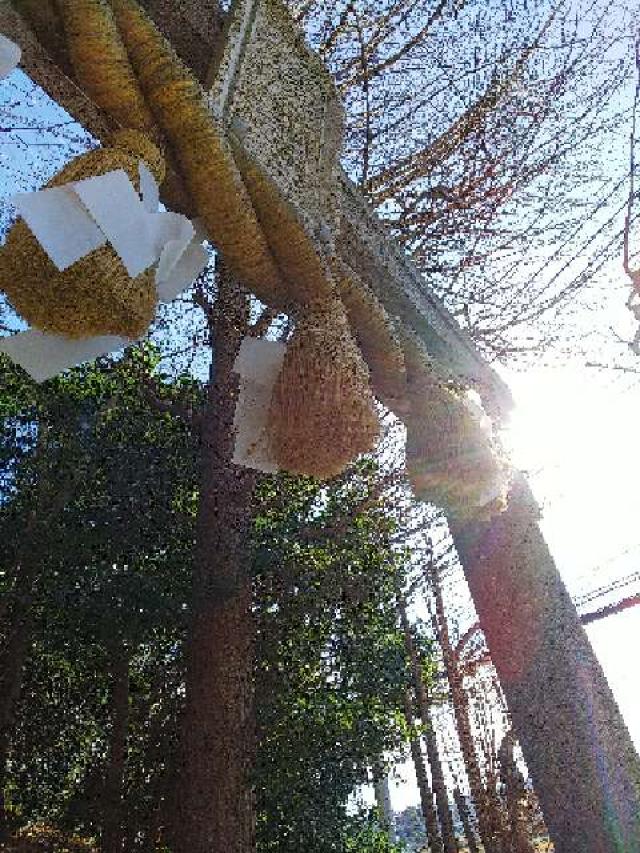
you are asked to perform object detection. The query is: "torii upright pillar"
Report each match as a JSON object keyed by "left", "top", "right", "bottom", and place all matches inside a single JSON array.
[{"left": 450, "top": 475, "right": 640, "bottom": 853}]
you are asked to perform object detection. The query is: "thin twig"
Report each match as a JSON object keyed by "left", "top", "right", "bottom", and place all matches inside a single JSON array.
[{"left": 623, "top": 31, "right": 640, "bottom": 287}]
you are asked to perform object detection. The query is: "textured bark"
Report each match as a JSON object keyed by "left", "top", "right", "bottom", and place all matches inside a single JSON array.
[
  {"left": 428, "top": 560, "right": 506, "bottom": 853},
  {"left": 422, "top": 727, "right": 458, "bottom": 852},
  {"left": 450, "top": 475, "right": 640, "bottom": 853},
  {"left": 498, "top": 732, "right": 536, "bottom": 853},
  {"left": 453, "top": 787, "right": 480, "bottom": 853},
  {"left": 373, "top": 770, "right": 396, "bottom": 842},
  {"left": 0, "top": 606, "right": 34, "bottom": 843},
  {"left": 403, "top": 687, "right": 443, "bottom": 853},
  {"left": 399, "top": 602, "right": 458, "bottom": 853},
  {"left": 102, "top": 643, "right": 130, "bottom": 853},
  {"left": 174, "top": 272, "right": 257, "bottom": 853}
]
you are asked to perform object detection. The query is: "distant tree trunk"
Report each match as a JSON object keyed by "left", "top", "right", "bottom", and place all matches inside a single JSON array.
[
  {"left": 399, "top": 601, "right": 458, "bottom": 852},
  {"left": 102, "top": 640, "right": 130, "bottom": 853},
  {"left": 403, "top": 686, "right": 444, "bottom": 853},
  {"left": 147, "top": 738, "right": 177, "bottom": 851},
  {"left": 453, "top": 786, "right": 480, "bottom": 853},
  {"left": 173, "top": 270, "right": 257, "bottom": 853},
  {"left": 427, "top": 559, "right": 506, "bottom": 853},
  {"left": 0, "top": 604, "right": 34, "bottom": 843},
  {"left": 144, "top": 699, "right": 180, "bottom": 851},
  {"left": 373, "top": 768, "right": 396, "bottom": 842},
  {"left": 498, "top": 732, "right": 536, "bottom": 853}
]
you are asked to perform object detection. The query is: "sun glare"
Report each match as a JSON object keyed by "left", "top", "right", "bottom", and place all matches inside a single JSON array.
[
  {"left": 497, "top": 365, "right": 640, "bottom": 592},
  {"left": 499, "top": 365, "right": 640, "bottom": 755},
  {"left": 500, "top": 366, "right": 640, "bottom": 522}
]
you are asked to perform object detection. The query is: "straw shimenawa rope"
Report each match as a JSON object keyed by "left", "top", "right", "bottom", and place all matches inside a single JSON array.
[
  {"left": 335, "top": 266, "right": 408, "bottom": 414},
  {"left": 231, "top": 146, "right": 335, "bottom": 307},
  {"left": 268, "top": 299, "right": 380, "bottom": 479},
  {"left": 59, "top": 0, "right": 191, "bottom": 213},
  {"left": 402, "top": 334, "right": 507, "bottom": 517},
  {"left": 60, "top": 0, "right": 157, "bottom": 135},
  {"left": 37, "top": 0, "right": 383, "bottom": 477},
  {"left": 108, "top": 0, "right": 285, "bottom": 305},
  {"left": 0, "top": 130, "right": 165, "bottom": 340}
]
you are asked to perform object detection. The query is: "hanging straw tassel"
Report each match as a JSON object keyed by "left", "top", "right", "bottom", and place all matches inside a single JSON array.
[
  {"left": 402, "top": 334, "right": 508, "bottom": 518},
  {"left": 268, "top": 299, "right": 380, "bottom": 480},
  {"left": 107, "top": 127, "right": 165, "bottom": 178},
  {"left": 109, "top": 0, "right": 285, "bottom": 305},
  {"left": 335, "top": 265, "right": 408, "bottom": 415},
  {"left": 0, "top": 130, "right": 165, "bottom": 340}
]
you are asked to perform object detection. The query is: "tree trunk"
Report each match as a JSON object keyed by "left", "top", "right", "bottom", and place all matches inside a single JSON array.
[
  {"left": 373, "top": 769, "right": 396, "bottom": 842},
  {"left": 102, "top": 641, "right": 130, "bottom": 853},
  {"left": 498, "top": 732, "right": 536, "bottom": 853},
  {"left": 173, "top": 271, "right": 257, "bottom": 853},
  {"left": 453, "top": 787, "right": 479, "bottom": 853},
  {"left": 449, "top": 474, "right": 640, "bottom": 853},
  {"left": 0, "top": 606, "right": 34, "bottom": 843},
  {"left": 143, "top": 696, "right": 180, "bottom": 851},
  {"left": 399, "top": 602, "right": 458, "bottom": 852},
  {"left": 403, "top": 686, "right": 443, "bottom": 853},
  {"left": 427, "top": 559, "right": 506, "bottom": 853}
]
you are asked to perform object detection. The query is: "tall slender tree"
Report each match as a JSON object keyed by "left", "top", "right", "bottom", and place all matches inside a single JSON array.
[
  {"left": 398, "top": 600, "right": 458, "bottom": 853},
  {"left": 427, "top": 554, "right": 508, "bottom": 853}
]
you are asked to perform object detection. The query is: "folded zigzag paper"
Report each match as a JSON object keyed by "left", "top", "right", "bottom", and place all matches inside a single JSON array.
[
  {"left": 0, "top": 34, "right": 20, "bottom": 79},
  {"left": 0, "top": 164, "right": 208, "bottom": 381},
  {"left": 232, "top": 336, "right": 287, "bottom": 473}
]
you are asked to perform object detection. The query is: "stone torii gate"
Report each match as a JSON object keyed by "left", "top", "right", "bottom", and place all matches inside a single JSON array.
[{"left": 2, "top": 0, "right": 640, "bottom": 850}]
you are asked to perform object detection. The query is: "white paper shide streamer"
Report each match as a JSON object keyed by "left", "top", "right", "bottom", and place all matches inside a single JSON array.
[
  {"left": 232, "top": 337, "right": 287, "bottom": 473},
  {"left": 0, "top": 34, "right": 20, "bottom": 79},
  {"left": 0, "top": 164, "right": 208, "bottom": 381}
]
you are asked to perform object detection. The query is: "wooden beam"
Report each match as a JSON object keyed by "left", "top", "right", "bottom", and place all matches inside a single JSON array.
[
  {"left": 1, "top": 0, "right": 114, "bottom": 141},
  {"left": 138, "top": 0, "right": 225, "bottom": 83}
]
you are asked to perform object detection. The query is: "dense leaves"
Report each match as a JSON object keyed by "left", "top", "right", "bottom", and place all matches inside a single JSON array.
[
  {"left": 0, "top": 348, "right": 199, "bottom": 843},
  {"left": 253, "top": 467, "right": 413, "bottom": 850},
  {"left": 0, "top": 354, "right": 424, "bottom": 851}
]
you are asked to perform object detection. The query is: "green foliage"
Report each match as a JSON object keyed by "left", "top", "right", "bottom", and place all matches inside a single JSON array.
[
  {"left": 394, "top": 806, "right": 427, "bottom": 853},
  {"left": 0, "top": 352, "right": 428, "bottom": 850},
  {"left": 343, "top": 819, "right": 406, "bottom": 852},
  {"left": 253, "top": 467, "right": 411, "bottom": 851},
  {"left": 1, "top": 347, "right": 198, "bottom": 842}
]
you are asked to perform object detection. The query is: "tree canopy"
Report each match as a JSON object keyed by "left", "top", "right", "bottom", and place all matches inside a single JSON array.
[{"left": 0, "top": 351, "right": 423, "bottom": 851}]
